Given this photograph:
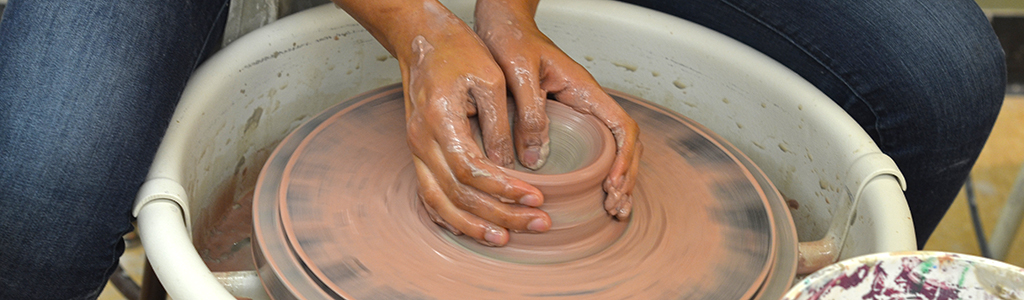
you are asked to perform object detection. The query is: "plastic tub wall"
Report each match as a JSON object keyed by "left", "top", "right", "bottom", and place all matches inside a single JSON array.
[{"left": 134, "top": 1, "right": 916, "bottom": 298}]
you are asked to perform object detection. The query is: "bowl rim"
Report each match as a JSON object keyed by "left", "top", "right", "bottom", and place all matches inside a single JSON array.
[{"left": 500, "top": 100, "right": 616, "bottom": 191}]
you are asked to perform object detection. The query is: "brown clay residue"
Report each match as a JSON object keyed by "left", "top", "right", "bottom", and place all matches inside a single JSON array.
[
  {"left": 797, "top": 236, "right": 838, "bottom": 275},
  {"left": 196, "top": 190, "right": 255, "bottom": 272},
  {"left": 192, "top": 145, "right": 275, "bottom": 272}
]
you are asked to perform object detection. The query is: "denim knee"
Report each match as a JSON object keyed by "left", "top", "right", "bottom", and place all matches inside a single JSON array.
[
  {"left": 0, "top": 0, "right": 228, "bottom": 298},
  {"left": 0, "top": 197, "right": 129, "bottom": 299},
  {"left": 864, "top": 8, "right": 1005, "bottom": 156},
  {"left": 868, "top": 2, "right": 1006, "bottom": 245}
]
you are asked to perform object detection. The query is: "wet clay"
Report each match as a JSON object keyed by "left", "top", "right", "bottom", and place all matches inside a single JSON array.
[
  {"left": 252, "top": 84, "right": 796, "bottom": 299},
  {"left": 456, "top": 100, "right": 624, "bottom": 264}
]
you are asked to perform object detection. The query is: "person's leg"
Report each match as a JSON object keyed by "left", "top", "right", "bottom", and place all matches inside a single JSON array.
[
  {"left": 620, "top": 0, "right": 1006, "bottom": 247},
  {"left": 0, "top": 0, "right": 226, "bottom": 298}
]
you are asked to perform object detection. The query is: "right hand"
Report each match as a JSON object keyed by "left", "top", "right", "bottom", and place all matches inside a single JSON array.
[{"left": 384, "top": 2, "right": 552, "bottom": 246}]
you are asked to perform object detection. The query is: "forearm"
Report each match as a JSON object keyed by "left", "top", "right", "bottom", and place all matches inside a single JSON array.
[{"left": 332, "top": 0, "right": 473, "bottom": 64}]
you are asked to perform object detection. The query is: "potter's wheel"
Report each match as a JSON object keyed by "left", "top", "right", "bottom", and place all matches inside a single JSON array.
[{"left": 252, "top": 84, "right": 798, "bottom": 299}]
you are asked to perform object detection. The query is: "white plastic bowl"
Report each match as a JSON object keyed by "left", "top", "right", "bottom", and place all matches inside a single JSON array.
[
  {"left": 134, "top": 1, "right": 915, "bottom": 298},
  {"left": 784, "top": 251, "right": 1024, "bottom": 299}
]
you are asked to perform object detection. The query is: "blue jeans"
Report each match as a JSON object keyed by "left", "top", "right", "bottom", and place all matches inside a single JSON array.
[
  {"left": 0, "top": 0, "right": 226, "bottom": 299},
  {"left": 622, "top": 0, "right": 1007, "bottom": 247}
]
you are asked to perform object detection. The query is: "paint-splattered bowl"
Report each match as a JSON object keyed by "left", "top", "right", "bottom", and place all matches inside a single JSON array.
[{"left": 783, "top": 251, "right": 1024, "bottom": 300}]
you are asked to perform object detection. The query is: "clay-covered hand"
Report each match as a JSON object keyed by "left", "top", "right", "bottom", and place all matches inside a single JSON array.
[
  {"left": 475, "top": 0, "right": 642, "bottom": 220},
  {"left": 333, "top": 0, "right": 551, "bottom": 246}
]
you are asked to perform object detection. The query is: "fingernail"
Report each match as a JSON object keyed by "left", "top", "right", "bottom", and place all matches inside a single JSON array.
[
  {"left": 522, "top": 146, "right": 542, "bottom": 169},
  {"left": 501, "top": 156, "right": 514, "bottom": 168},
  {"left": 527, "top": 218, "right": 550, "bottom": 232},
  {"left": 616, "top": 210, "right": 631, "bottom": 221},
  {"left": 611, "top": 175, "right": 625, "bottom": 187},
  {"left": 484, "top": 228, "right": 504, "bottom": 246},
  {"left": 520, "top": 194, "right": 542, "bottom": 206},
  {"left": 616, "top": 197, "right": 632, "bottom": 221}
]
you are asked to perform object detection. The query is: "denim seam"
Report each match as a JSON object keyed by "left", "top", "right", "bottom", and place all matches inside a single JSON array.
[
  {"left": 190, "top": 0, "right": 231, "bottom": 74},
  {"left": 82, "top": 237, "right": 123, "bottom": 300},
  {"left": 718, "top": 0, "right": 886, "bottom": 147}
]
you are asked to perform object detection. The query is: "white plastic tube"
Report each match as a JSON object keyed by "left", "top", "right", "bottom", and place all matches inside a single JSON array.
[
  {"left": 137, "top": 200, "right": 236, "bottom": 300},
  {"left": 990, "top": 166, "right": 1024, "bottom": 260},
  {"left": 216, "top": 271, "right": 272, "bottom": 300},
  {"left": 844, "top": 175, "right": 917, "bottom": 253}
]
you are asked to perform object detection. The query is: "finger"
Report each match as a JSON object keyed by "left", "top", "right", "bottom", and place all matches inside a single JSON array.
[
  {"left": 554, "top": 85, "right": 639, "bottom": 188},
  {"left": 502, "top": 57, "right": 551, "bottom": 170},
  {"left": 425, "top": 115, "right": 545, "bottom": 207},
  {"left": 414, "top": 158, "right": 510, "bottom": 246},
  {"left": 605, "top": 141, "right": 642, "bottom": 220},
  {"left": 602, "top": 110, "right": 640, "bottom": 190},
  {"left": 543, "top": 77, "right": 641, "bottom": 219},
  {"left": 623, "top": 141, "right": 643, "bottom": 194},
  {"left": 445, "top": 147, "right": 545, "bottom": 207},
  {"left": 469, "top": 81, "right": 515, "bottom": 168},
  {"left": 552, "top": 84, "right": 640, "bottom": 190},
  {"left": 420, "top": 192, "right": 461, "bottom": 235},
  {"left": 448, "top": 184, "right": 552, "bottom": 233},
  {"left": 538, "top": 60, "right": 641, "bottom": 190},
  {"left": 413, "top": 105, "right": 550, "bottom": 235},
  {"left": 600, "top": 113, "right": 639, "bottom": 217},
  {"left": 605, "top": 134, "right": 642, "bottom": 193}
]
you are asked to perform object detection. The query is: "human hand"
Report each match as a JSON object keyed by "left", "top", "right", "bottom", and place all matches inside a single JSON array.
[
  {"left": 475, "top": 0, "right": 642, "bottom": 220},
  {"left": 333, "top": 0, "right": 553, "bottom": 246},
  {"left": 404, "top": 28, "right": 556, "bottom": 246}
]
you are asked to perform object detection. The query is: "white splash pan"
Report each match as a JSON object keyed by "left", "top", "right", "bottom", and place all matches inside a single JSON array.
[{"left": 133, "top": 1, "right": 915, "bottom": 298}]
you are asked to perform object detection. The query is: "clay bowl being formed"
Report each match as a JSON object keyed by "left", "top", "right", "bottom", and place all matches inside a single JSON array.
[
  {"left": 455, "top": 100, "right": 624, "bottom": 264},
  {"left": 251, "top": 84, "right": 793, "bottom": 299}
]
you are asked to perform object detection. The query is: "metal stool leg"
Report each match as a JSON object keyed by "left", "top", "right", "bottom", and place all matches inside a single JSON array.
[
  {"left": 110, "top": 264, "right": 142, "bottom": 300},
  {"left": 141, "top": 259, "right": 168, "bottom": 300}
]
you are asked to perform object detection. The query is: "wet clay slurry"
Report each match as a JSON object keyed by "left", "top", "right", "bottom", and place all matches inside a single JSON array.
[{"left": 251, "top": 84, "right": 796, "bottom": 299}]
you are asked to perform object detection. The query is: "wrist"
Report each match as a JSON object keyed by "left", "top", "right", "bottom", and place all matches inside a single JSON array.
[
  {"left": 474, "top": 0, "right": 540, "bottom": 35},
  {"left": 334, "top": 0, "right": 473, "bottom": 63}
]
